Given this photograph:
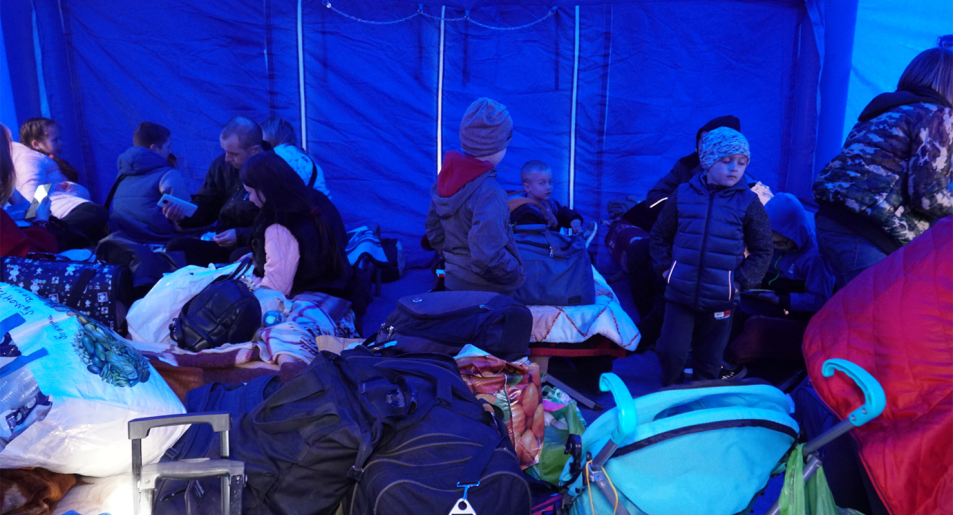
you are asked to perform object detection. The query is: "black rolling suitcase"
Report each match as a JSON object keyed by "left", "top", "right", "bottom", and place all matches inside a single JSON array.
[
  {"left": 129, "top": 412, "right": 246, "bottom": 515},
  {"left": 149, "top": 375, "right": 280, "bottom": 515},
  {"left": 1, "top": 253, "right": 133, "bottom": 334}
]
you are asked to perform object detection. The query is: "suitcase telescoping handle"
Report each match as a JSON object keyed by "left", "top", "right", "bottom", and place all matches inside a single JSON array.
[{"left": 129, "top": 412, "right": 243, "bottom": 515}]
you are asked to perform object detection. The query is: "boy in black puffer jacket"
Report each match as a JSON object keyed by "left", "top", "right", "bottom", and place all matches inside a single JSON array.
[{"left": 650, "top": 127, "right": 772, "bottom": 385}]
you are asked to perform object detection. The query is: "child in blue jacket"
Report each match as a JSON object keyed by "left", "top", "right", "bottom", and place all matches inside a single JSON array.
[
  {"left": 650, "top": 127, "right": 773, "bottom": 385},
  {"left": 750, "top": 192, "right": 834, "bottom": 313}
]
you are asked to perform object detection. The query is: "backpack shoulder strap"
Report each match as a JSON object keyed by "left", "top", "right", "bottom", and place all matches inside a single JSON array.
[
  {"left": 308, "top": 160, "right": 317, "bottom": 188},
  {"left": 103, "top": 174, "right": 129, "bottom": 211}
]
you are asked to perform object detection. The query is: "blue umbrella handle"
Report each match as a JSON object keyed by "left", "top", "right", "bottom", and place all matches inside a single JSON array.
[
  {"left": 600, "top": 373, "right": 637, "bottom": 444},
  {"left": 822, "top": 359, "right": 886, "bottom": 427}
]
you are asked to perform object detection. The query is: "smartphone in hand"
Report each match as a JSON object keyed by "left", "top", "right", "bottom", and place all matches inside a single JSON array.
[{"left": 156, "top": 194, "right": 198, "bottom": 218}]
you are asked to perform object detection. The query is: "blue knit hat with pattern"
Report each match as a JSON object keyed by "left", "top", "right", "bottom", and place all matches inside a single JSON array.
[{"left": 699, "top": 127, "right": 750, "bottom": 171}]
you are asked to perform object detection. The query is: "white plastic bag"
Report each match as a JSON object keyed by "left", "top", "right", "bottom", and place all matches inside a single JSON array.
[
  {"left": 126, "top": 262, "right": 243, "bottom": 343},
  {"left": 0, "top": 284, "right": 186, "bottom": 476}
]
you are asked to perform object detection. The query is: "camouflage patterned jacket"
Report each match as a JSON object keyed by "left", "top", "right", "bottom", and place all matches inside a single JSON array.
[{"left": 814, "top": 101, "right": 953, "bottom": 246}]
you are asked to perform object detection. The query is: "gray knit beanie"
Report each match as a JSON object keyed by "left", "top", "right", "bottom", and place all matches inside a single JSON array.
[
  {"left": 699, "top": 127, "right": 751, "bottom": 171},
  {"left": 459, "top": 98, "right": 513, "bottom": 157}
]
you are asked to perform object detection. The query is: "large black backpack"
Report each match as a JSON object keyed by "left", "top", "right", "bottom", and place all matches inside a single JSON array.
[
  {"left": 371, "top": 290, "right": 533, "bottom": 361},
  {"left": 153, "top": 347, "right": 526, "bottom": 515},
  {"left": 170, "top": 260, "right": 261, "bottom": 352},
  {"left": 343, "top": 354, "right": 531, "bottom": 515}
]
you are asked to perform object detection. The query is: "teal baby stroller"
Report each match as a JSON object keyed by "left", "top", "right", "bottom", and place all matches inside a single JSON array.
[{"left": 556, "top": 359, "right": 885, "bottom": 515}]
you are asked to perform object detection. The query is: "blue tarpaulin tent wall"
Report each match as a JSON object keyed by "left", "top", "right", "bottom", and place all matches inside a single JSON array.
[
  {"left": 843, "top": 1, "right": 953, "bottom": 143},
  {"left": 1, "top": 0, "right": 825, "bottom": 265}
]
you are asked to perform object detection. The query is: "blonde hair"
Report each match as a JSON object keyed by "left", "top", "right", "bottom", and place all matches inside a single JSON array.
[
  {"left": 520, "top": 160, "right": 551, "bottom": 184},
  {"left": 898, "top": 47, "right": 953, "bottom": 104}
]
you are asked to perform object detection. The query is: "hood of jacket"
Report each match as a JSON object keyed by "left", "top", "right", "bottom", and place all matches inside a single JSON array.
[
  {"left": 765, "top": 192, "right": 814, "bottom": 251},
  {"left": 858, "top": 86, "right": 952, "bottom": 122},
  {"left": 117, "top": 146, "right": 172, "bottom": 176},
  {"left": 432, "top": 151, "right": 497, "bottom": 216}
]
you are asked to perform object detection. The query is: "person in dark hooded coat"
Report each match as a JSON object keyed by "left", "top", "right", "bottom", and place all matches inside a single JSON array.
[
  {"left": 720, "top": 192, "right": 835, "bottom": 378},
  {"left": 747, "top": 192, "right": 834, "bottom": 313}
]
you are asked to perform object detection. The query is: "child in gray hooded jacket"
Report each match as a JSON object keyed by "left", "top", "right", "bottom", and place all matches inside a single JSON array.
[{"left": 425, "top": 98, "right": 524, "bottom": 295}]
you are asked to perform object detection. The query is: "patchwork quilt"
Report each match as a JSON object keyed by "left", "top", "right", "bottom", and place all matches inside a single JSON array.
[{"left": 528, "top": 268, "right": 641, "bottom": 351}]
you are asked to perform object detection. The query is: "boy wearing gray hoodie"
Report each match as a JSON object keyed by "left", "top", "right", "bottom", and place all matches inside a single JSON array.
[{"left": 425, "top": 98, "right": 525, "bottom": 295}]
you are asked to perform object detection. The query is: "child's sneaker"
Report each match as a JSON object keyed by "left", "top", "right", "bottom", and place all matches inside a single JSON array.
[{"left": 719, "top": 364, "right": 747, "bottom": 380}]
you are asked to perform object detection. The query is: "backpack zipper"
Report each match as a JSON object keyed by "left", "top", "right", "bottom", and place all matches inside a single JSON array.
[{"left": 396, "top": 303, "right": 492, "bottom": 320}]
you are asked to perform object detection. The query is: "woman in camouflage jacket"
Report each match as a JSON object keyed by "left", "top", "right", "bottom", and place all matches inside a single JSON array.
[{"left": 813, "top": 47, "right": 953, "bottom": 288}]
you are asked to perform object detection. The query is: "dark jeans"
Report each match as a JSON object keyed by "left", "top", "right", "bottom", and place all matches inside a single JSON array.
[
  {"left": 815, "top": 215, "right": 887, "bottom": 290},
  {"left": 626, "top": 237, "right": 663, "bottom": 316},
  {"left": 53, "top": 202, "right": 109, "bottom": 249},
  {"left": 166, "top": 237, "right": 246, "bottom": 267},
  {"left": 657, "top": 300, "right": 736, "bottom": 386},
  {"left": 626, "top": 238, "right": 666, "bottom": 350}
]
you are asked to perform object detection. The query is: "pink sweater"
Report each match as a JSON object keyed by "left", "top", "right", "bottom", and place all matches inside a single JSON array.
[{"left": 257, "top": 224, "right": 300, "bottom": 297}]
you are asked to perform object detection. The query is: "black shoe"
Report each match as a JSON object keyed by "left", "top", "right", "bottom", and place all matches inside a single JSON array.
[{"left": 719, "top": 364, "right": 747, "bottom": 380}]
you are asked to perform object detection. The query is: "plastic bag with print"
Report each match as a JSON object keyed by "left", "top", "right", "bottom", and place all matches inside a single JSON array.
[{"left": 0, "top": 283, "right": 186, "bottom": 476}]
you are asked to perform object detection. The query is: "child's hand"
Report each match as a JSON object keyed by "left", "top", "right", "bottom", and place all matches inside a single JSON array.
[
  {"left": 570, "top": 219, "right": 583, "bottom": 233},
  {"left": 755, "top": 291, "right": 780, "bottom": 305}
]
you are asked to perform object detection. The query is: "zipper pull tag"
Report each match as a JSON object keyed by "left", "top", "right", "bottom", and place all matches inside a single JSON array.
[{"left": 450, "top": 482, "right": 479, "bottom": 515}]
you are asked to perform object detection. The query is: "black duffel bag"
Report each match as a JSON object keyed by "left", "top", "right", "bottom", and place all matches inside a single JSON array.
[
  {"left": 1, "top": 252, "right": 133, "bottom": 334},
  {"left": 154, "top": 347, "right": 527, "bottom": 515},
  {"left": 343, "top": 357, "right": 531, "bottom": 515},
  {"left": 170, "top": 260, "right": 261, "bottom": 352},
  {"left": 371, "top": 290, "right": 532, "bottom": 361}
]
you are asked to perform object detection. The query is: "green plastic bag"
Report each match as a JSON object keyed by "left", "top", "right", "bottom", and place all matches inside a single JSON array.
[
  {"left": 779, "top": 444, "right": 866, "bottom": 515},
  {"left": 525, "top": 385, "right": 588, "bottom": 486}
]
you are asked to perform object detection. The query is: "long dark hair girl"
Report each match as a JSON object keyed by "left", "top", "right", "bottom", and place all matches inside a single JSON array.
[{"left": 239, "top": 152, "right": 344, "bottom": 279}]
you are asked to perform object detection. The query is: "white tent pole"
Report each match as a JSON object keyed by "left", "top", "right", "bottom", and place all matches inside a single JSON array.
[
  {"left": 297, "top": 0, "right": 308, "bottom": 150},
  {"left": 569, "top": 5, "right": 580, "bottom": 209},
  {"left": 436, "top": 5, "right": 446, "bottom": 175}
]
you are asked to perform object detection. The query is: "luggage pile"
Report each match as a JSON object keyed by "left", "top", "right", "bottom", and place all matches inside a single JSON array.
[{"left": 132, "top": 290, "right": 540, "bottom": 515}]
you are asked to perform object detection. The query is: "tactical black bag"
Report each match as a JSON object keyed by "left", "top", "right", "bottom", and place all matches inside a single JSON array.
[
  {"left": 154, "top": 347, "right": 526, "bottom": 515},
  {"left": 372, "top": 290, "right": 532, "bottom": 361},
  {"left": 343, "top": 360, "right": 531, "bottom": 515},
  {"left": 170, "top": 260, "right": 261, "bottom": 352}
]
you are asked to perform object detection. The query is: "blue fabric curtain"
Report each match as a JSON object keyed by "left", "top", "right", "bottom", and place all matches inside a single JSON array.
[{"left": 7, "top": 0, "right": 821, "bottom": 265}]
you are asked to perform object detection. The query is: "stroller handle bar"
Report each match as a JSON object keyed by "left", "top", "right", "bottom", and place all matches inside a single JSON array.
[
  {"left": 821, "top": 359, "right": 886, "bottom": 427},
  {"left": 768, "top": 359, "right": 885, "bottom": 515},
  {"left": 800, "top": 359, "right": 886, "bottom": 456},
  {"left": 601, "top": 373, "right": 637, "bottom": 445}
]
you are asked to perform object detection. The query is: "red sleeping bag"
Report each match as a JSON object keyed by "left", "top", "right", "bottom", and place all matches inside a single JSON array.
[{"left": 802, "top": 216, "right": 953, "bottom": 515}]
